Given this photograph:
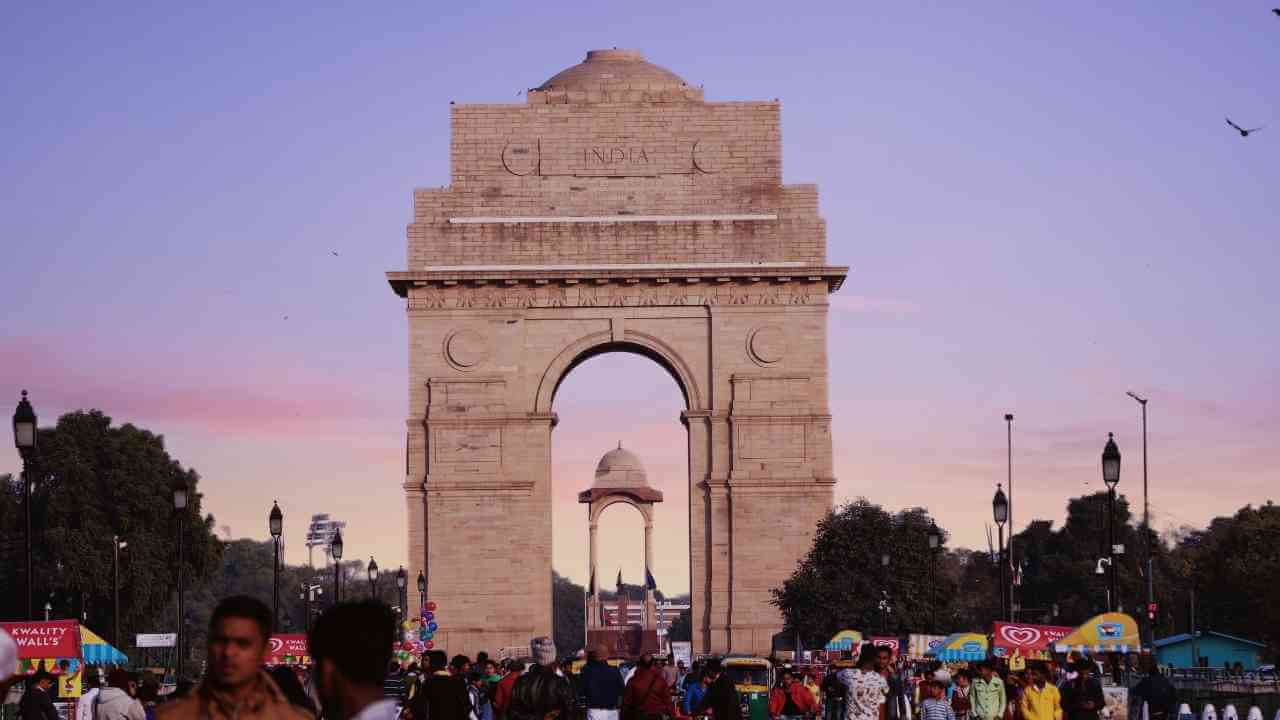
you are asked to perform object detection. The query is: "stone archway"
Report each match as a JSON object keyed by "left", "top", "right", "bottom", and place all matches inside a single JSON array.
[{"left": 388, "top": 48, "right": 846, "bottom": 657}]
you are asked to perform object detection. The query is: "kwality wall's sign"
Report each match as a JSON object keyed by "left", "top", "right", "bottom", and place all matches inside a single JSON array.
[
  {"left": 265, "top": 634, "right": 310, "bottom": 665},
  {"left": 0, "top": 620, "right": 81, "bottom": 659}
]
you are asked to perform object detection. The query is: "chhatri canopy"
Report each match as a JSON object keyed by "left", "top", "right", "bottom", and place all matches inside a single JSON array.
[
  {"left": 1053, "top": 613, "right": 1141, "bottom": 654},
  {"left": 926, "top": 633, "right": 988, "bottom": 662}
]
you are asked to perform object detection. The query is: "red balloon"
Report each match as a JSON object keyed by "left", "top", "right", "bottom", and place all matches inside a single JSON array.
[
  {"left": 426, "top": 601, "right": 437, "bottom": 612},
  {"left": 425, "top": 640, "right": 435, "bottom": 650},
  {"left": 402, "top": 642, "right": 415, "bottom": 651}
]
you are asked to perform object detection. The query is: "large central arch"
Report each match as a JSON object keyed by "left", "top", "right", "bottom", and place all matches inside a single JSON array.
[{"left": 388, "top": 48, "right": 847, "bottom": 657}]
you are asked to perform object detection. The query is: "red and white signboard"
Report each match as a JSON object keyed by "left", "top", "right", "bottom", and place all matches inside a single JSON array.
[
  {"left": 265, "top": 634, "right": 310, "bottom": 665},
  {"left": 992, "top": 622, "right": 1072, "bottom": 659},
  {"left": 869, "top": 637, "right": 901, "bottom": 659},
  {"left": 0, "top": 620, "right": 82, "bottom": 659}
]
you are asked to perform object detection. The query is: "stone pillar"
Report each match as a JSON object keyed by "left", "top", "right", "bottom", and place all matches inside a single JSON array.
[
  {"left": 643, "top": 520, "right": 656, "bottom": 630},
  {"left": 587, "top": 519, "right": 600, "bottom": 630}
]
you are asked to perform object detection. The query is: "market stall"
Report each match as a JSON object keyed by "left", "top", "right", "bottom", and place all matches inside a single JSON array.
[
  {"left": 926, "top": 633, "right": 988, "bottom": 662},
  {"left": 906, "top": 634, "right": 947, "bottom": 660},
  {"left": 265, "top": 634, "right": 311, "bottom": 666},
  {"left": 991, "top": 622, "right": 1074, "bottom": 661},
  {"left": 825, "top": 630, "right": 864, "bottom": 653},
  {"left": 1052, "top": 613, "right": 1141, "bottom": 655}
]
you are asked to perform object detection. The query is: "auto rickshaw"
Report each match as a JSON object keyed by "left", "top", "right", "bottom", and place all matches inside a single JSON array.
[{"left": 722, "top": 656, "right": 772, "bottom": 720}]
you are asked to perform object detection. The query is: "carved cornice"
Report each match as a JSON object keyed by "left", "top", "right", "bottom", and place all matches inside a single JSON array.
[
  {"left": 388, "top": 265, "right": 847, "bottom": 298},
  {"left": 398, "top": 276, "right": 842, "bottom": 310}
]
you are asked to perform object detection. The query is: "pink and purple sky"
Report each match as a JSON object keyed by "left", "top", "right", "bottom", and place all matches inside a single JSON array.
[{"left": 3, "top": 3, "right": 1277, "bottom": 594}]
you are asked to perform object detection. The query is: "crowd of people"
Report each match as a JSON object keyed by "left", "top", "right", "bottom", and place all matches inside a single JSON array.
[{"left": 5, "top": 600, "right": 1182, "bottom": 720}]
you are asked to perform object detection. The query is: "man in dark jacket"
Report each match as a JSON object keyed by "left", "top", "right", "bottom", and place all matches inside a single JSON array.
[
  {"left": 1060, "top": 660, "right": 1104, "bottom": 720},
  {"left": 693, "top": 660, "right": 741, "bottom": 720},
  {"left": 19, "top": 672, "right": 60, "bottom": 720},
  {"left": 581, "top": 649, "right": 625, "bottom": 720},
  {"left": 1129, "top": 661, "right": 1177, "bottom": 720},
  {"left": 413, "top": 651, "right": 473, "bottom": 720}
]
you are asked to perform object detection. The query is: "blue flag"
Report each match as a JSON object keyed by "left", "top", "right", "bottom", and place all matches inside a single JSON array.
[{"left": 645, "top": 567, "right": 657, "bottom": 591}]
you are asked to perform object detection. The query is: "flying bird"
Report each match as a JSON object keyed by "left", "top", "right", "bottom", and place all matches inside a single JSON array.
[
  {"left": 1273, "top": 8, "right": 1279, "bottom": 16},
  {"left": 1226, "top": 117, "right": 1264, "bottom": 137},
  {"left": 330, "top": 251, "right": 340, "bottom": 256}
]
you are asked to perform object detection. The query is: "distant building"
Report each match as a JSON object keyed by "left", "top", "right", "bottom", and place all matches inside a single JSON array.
[
  {"left": 1153, "top": 631, "right": 1267, "bottom": 670},
  {"left": 602, "top": 599, "right": 690, "bottom": 637},
  {"left": 305, "top": 513, "right": 346, "bottom": 567}
]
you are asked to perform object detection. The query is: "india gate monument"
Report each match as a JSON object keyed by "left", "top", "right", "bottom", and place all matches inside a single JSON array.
[{"left": 387, "top": 48, "right": 847, "bottom": 656}]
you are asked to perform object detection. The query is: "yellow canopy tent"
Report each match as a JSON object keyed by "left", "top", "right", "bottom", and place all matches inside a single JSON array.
[{"left": 1052, "top": 612, "right": 1141, "bottom": 654}]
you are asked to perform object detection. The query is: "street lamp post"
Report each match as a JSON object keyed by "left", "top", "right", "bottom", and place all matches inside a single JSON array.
[
  {"left": 112, "top": 535, "right": 128, "bottom": 647},
  {"left": 331, "top": 529, "right": 344, "bottom": 603},
  {"left": 417, "top": 570, "right": 426, "bottom": 613},
  {"left": 269, "top": 501, "right": 283, "bottom": 632},
  {"left": 993, "top": 484, "right": 1009, "bottom": 621},
  {"left": 172, "top": 476, "right": 189, "bottom": 680},
  {"left": 13, "top": 390, "right": 38, "bottom": 621},
  {"left": 367, "top": 557, "right": 379, "bottom": 599},
  {"left": 396, "top": 567, "right": 407, "bottom": 623},
  {"left": 1102, "top": 433, "right": 1121, "bottom": 612},
  {"left": 1004, "top": 413, "right": 1014, "bottom": 615},
  {"left": 927, "top": 521, "right": 942, "bottom": 633},
  {"left": 1127, "top": 391, "right": 1152, "bottom": 642}
]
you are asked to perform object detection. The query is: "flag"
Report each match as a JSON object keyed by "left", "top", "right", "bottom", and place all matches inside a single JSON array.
[
  {"left": 616, "top": 569, "right": 623, "bottom": 590},
  {"left": 644, "top": 567, "right": 657, "bottom": 591}
]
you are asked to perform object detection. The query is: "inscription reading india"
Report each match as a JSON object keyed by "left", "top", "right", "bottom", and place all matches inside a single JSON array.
[{"left": 583, "top": 146, "right": 650, "bottom": 166}]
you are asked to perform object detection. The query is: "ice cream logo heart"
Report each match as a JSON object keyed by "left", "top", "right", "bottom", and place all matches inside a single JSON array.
[
  {"left": 1001, "top": 626, "right": 1042, "bottom": 646},
  {"left": 269, "top": 638, "right": 285, "bottom": 654}
]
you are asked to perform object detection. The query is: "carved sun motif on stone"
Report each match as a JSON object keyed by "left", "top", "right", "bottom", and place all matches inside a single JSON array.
[
  {"left": 748, "top": 325, "right": 786, "bottom": 365},
  {"left": 445, "top": 329, "right": 491, "bottom": 370}
]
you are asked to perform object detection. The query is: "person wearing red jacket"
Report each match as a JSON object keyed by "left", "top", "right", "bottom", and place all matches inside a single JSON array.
[
  {"left": 622, "top": 655, "right": 671, "bottom": 720},
  {"left": 770, "top": 670, "right": 818, "bottom": 720},
  {"left": 492, "top": 661, "right": 525, "bottom": 720}
]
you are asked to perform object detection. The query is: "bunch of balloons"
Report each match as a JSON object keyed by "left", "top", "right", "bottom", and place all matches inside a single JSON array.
[{"left": 394, "top": 601, "right": 441, "bottom": 666}]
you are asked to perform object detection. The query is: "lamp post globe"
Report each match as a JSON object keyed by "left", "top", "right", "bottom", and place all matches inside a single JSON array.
[
  {"left": 13, "top": 390, "right": 37, "bottom": 621},
  {"left": 269, "top": 501, "right": 283, "bottom": 538},
  {"left": 927, "top": 521, "right": 941, "bottom": 550},
  {"left": 992, "top": 485, "right": 1009, "bottom": 526},
  {"left": 13, "top": 390, "right": 37, "bottom": 453},
  {"left": 396, "top": 566, "right": 407, "bottom": 590},
  {"left": 367, "top": 557, "right": 379, "bottom": 597},
  {"left": 395, "top": 566, "right": 408, "bottom": 623},
  {"left": 1102, "top": 433, "right": 1121, "bottom": 490}
]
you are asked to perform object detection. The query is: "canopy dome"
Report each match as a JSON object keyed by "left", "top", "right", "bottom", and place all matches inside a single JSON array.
[
  {"left": 530, "top": 49, "right": 703, "bottom": 103},
  {"left": 594, "top": 444, "right": 649, "bottom": 488}
]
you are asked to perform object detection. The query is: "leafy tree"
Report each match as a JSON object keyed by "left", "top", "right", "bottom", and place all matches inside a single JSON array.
[
  {"left": 772, "top": 499, "right": 955, "bottom": 648},
  {"left": 0, "top": 410, "right": 222, "bottom": 655},
  {"left": 553, "top": 571, "right": 585, "bottom": 655},
  {"left": 1167, "top": 502, "right": 1280, "bottom": 656},
  {"left": 667, "top": 609, "right": 692, "bottom": 642}
]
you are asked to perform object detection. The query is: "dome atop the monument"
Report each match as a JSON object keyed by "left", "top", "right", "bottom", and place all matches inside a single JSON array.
[
  {"left": 533, "top": 49, "right": 700, "bottom": 102},
  {"left": 593, "top": 443, "right": 649, "bottom": 488}
]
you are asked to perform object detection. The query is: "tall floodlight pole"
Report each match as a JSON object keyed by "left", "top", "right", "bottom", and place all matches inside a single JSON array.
[
  {"left": 1127, "top": 392, "right": 1152, "bottom": 640},
  {"left": 993, "top": 484, "right": 1009, "bottom": 622},
  {"left": 1102, "top": 433, "right": 1121, "bottom": 612},
  {"left": 269, "top": 501, "right": 283, "bottom": 632},
  {"left": 13, "top": 390, "right": 38, "bottom": 621}
]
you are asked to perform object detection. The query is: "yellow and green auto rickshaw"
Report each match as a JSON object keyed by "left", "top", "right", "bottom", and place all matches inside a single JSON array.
[{"left": 722, "top": 656, "right": 772, "bottom": 720}]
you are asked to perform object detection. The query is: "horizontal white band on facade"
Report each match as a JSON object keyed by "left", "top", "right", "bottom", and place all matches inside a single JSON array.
[
  {"left": 421, "top": 261, "right": 810, "bottom": 272},
  {"left": 447, "top": 213, "right": 778, "bottom": 224}
]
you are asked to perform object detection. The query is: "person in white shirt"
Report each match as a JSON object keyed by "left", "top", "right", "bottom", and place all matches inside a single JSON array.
[
  {"left": 76, "top": 672, "right": 101, "bottom": 720},
  {"left": 310, "top": 602, "right": 401, "bottom": 720}
]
